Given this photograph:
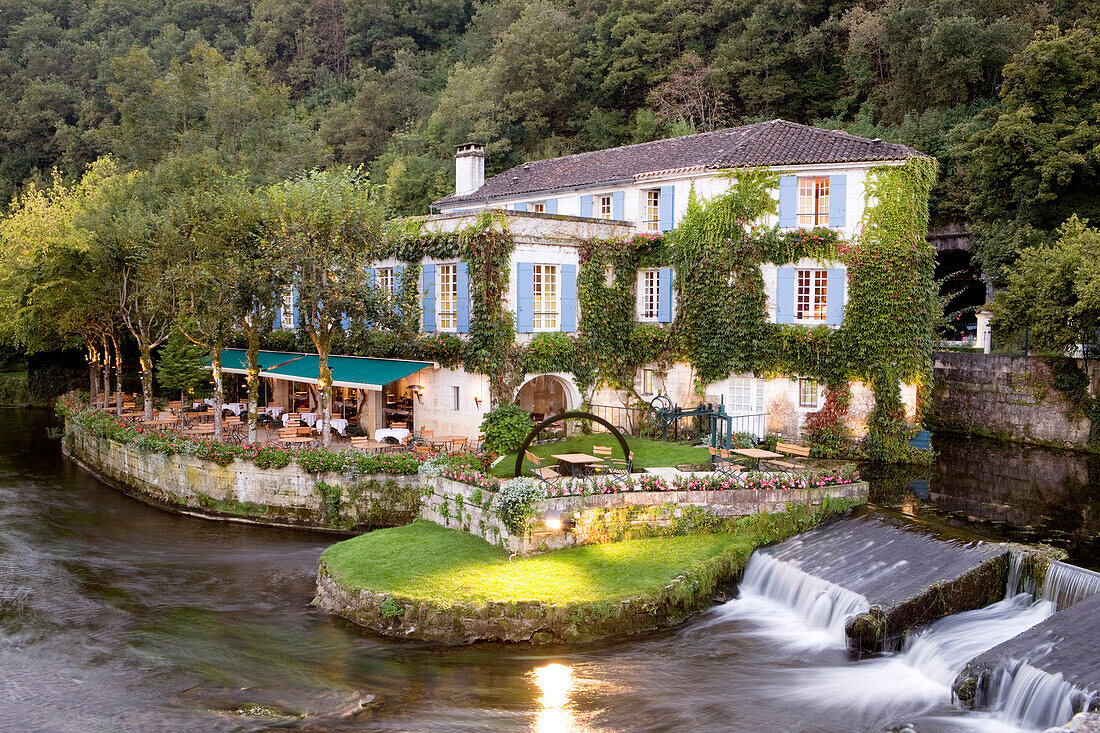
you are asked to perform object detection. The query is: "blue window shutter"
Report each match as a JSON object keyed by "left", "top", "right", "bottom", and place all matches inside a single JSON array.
[
  {"left": 421, "top": 263, "right": 436, "bottom": 333},
  {"left": 580, "top": 195, "right": 593, "bottom": 218},
  {"left": 612, "top": 191, "right": 624, "bottom": 220},
  {"left": 561, "top": 264, "right": 577, "bottom": 332},
  {"left": 514, "top": 202, "right": 526, "bottom": 212},
  {"left": 825, "top": 268, "right": 846, "bottom": 325},
  {"left": 778, "top": 176, "right": 797, "bottom": 228},
  {"left": 393, "top": 265, "right": 404, "bottom": 316},
  {"left": 456, "top": 261, "right": 470, "bottom": 333},
  {"left": 365, "top": 268, "right": 375, "bottom": 288},
  {"left": 776, "top": 268, "right": 796, "bottom": 324},
  {"left": 516, "top": 262, "right": 534, "bottom": 333},
  {"left": 273, "top": 307, "right": 282, "bottom": 330},
  {"left": 291, "top": 286, "right": 299, "bottom": 329},
  {"left": 829, "top": 175, "right": 847, "bottom": 228},
  {"left": 545, "top": 198, "right": 557, "bottom": 215},
  {"left": 658, "top": 185, "right": 675, "bottom": 231},
  {"left": 657, "top": 267, "right": 673, "bottom": 323}
]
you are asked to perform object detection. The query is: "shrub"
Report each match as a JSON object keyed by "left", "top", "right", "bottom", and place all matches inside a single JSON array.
[
  {"left": 523, "top": 332, "right": 576, "bottom": 373},
  {"left": 492, "top": 476, "right": 545, "bottom": 534},
  {"left": 479, "top": 404, "right": 534, "bottom": 456}
]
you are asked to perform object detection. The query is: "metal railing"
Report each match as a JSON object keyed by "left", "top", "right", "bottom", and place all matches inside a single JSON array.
[{"left": 589, "top": 404, "right": 769, "bottom": 442}]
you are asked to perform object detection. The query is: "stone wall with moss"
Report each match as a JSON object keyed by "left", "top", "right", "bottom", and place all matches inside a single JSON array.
[
  {"left": 928, "top": 352, "right": 1098, "bottom": 447},
  {"left": 64, "top": 421, "right": 419, "bottom": 531}
]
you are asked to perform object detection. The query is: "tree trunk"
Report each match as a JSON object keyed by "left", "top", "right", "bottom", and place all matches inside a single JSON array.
[
  {"left": 139, "top": 340, "right": 155, "bottom": 421},
  {"left": 87, "top": 343, "right": 100, "bottom": 405},
  {"left": 101, "top": 334, "right": 111, "bottom": 410},
  {"left": 318, "top": 334, "right": 332, "bottom": 447},
  {"left": 245, "top": 325, "right": 260, "bottom": 444},
  {"left": 110, "top": 332, "right": 123, "bottom": 418},
  {"left": 211, "top": 352, "right": 223, "bottom": 442}
]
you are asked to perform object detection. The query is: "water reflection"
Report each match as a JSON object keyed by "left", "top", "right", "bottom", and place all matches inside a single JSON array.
[
  {"left": 532, "top": 663, "right": 575, "bottom": 732},
  {"left": 867, "top": 434, "right": 1100, "bottom": 569}
]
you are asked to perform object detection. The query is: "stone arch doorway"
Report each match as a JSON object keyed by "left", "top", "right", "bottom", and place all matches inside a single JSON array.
[{"left": 514, "top": 374, "right": 578, "bottom": 423}]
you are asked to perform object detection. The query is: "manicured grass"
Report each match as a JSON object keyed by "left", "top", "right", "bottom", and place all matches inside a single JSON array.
[
  {"left": 489, "top": 433, "right": 710, "bottom": 478},
  {"left": 321, "top": 520, "right": 756, "bottom": 605}
]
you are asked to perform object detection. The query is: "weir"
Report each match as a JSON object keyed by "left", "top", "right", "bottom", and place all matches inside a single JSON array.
[{"left": 749, "top": 513, "right": 1009, "bottom": 652}]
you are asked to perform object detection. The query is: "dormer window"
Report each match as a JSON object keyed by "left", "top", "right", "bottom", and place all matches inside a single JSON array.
[{"left": 797, "top": 177, "right": 830, "bottom": 227}]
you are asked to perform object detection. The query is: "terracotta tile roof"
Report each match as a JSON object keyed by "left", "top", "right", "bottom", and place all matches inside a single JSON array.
[{"left": 434, "top": 119, "right": 924, "bottom": 207}]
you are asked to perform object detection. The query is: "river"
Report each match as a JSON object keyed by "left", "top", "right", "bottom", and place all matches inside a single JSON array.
[{"left": 1, "top": 408, "right": 1096, "bottom": 731}]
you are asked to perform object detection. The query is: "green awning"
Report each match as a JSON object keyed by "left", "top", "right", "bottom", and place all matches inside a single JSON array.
[{"left": 213, "top": 349, "right": 432, "bottom": 391}]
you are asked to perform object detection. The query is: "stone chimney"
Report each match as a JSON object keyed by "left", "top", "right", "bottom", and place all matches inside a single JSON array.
[{"left": 454, "top": 143, "right": 486, "bottom": 196}]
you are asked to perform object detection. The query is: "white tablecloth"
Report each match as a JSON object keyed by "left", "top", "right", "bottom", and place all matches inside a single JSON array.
[
  {"left": 329, "top": 419, "right": 349, "bottom": 436},
  {"left": 375, "top": 427, "right": 410, "bottom": 444},
  {"left": 263, "top": 406, "right": 284, "bottom": 419},
  {"left": 223, "top": 402, "right": 245, "bottom": 416},
  {"left": 300, "top": 412, "right": 318, "bottom": 427}
]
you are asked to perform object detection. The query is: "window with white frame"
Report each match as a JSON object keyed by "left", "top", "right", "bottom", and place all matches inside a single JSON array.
[
  {"left": 728, "top": 378, "right": 757, "bottom": 414},
  {"left": 642, "top": 369, "right": 656, "bottom": 396},
  {"left": 452, "top": 385, "right": 460, "bottom": 411},
  {"left": 796, "top": 269, "right": 828, "bottom": 322},
  {"left": 797, "top": 177, "right": 830, "bottom": 227},
  {"left": 533, "top": 264, "right": 558, "bottom": 331},
  {"left": 799, "top": 378, "right": 819, "bottom": 408},
  {"left": 641, "top": 269, "right": 660, "bottom": 320},
  {"left": 281, "top": 288, "right": 295, "bottom": 329},
  {"left": 598, "top": 195, "right": 613, "bottom": 220},
  {"left": 530, "top": 201, "right": 546, "bottom": 213},
  {"left": 437, "top": 263, "right": 457, "bottom": 331},
  {"left": 645, "top": 189, "right": 661, "bottom": 231},
  {"left": 377, "top": 267, "right": 394, "bottom": 295}
]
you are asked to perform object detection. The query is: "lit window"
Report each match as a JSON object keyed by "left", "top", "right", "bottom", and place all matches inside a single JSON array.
[
  {"left": 642, "top": 369, "right": 656, "bottom": 395},
  {"left": 533, "top": 264, "right": 559, "bottom": 331},
  {"left": 452, "top": 385, "right": 460, "bottom": 411},
  {"left": 437, "top": 264, "right": 457, "bottom": 331},
  {"left": 530, "top": 201, "right": 546, "bottom": 214},
  {"left": 641, "top": 269, "right": 660, "bottom": 320},
  {"left": 377, "top": 268, "right": 394, "bottom": 296},
  {"left": 799, "top": 378, "right": 819, "bottom": 408},
  {"left": 796, "top": 269, "right": 828, "bottom": 322},
  {"left": 797, "top": 177, "right": 830, "bottom": 227},
  {"left": 599, "top": 195, "right": 613, "bottom": 220},
  {"left": 645, "top": 190, "right": 660, "bottom": 231},
  {"left": 281, "top": 288, "right": 295, "bottom": 329}
]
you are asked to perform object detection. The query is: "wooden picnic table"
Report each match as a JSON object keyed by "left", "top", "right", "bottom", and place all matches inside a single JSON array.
[
  {"left": 552, "top": 452, "right": 604, "bottom": 478},
  {"left": 732, "top": 447, "right": 783, "bottom": 471}
]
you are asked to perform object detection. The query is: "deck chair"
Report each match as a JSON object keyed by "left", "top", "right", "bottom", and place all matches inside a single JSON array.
[{"left": 605, "top": 450, "right": 634, "bottom": 485}]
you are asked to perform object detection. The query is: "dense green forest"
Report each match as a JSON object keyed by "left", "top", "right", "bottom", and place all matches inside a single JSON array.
[{"left": 1, "top": 0, "right": 1099, "bottom": 281}]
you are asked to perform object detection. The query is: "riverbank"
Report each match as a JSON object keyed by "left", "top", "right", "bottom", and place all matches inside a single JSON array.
[{"left": 314, "top": 500, "right": 862, "bottom": 644}]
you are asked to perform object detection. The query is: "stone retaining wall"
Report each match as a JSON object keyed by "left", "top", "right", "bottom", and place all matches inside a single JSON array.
[
  {"left": 420, "top": 476, "right": 869, "bottom": 555},
  {"left": 64, "top": 421, "right": 419, "bottom": 531},
  {"left": 929, "top": 352, "right": 1096, "bottom": 447}
]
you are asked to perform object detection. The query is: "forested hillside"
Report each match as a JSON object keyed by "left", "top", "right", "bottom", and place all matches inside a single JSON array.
[{"left": 2, "top": 0, "right": 1099, "bottom": 277}]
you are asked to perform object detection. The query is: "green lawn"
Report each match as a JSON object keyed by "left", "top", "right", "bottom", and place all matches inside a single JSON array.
[
  {"left": 321, "top": 520, "right": 755, "bottom": 605},
  {"left": 489, "top": 433, "right": 710, "bottom": 478}
]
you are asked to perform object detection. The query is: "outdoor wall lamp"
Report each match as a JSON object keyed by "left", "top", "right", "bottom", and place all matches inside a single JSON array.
[
  {"left": 406, "top": 385, "right": 424, "bottom": 404},
  {"left": 473, "top": 394, "right": 482, "bottom": 409},
  {"left": 543, "top": 508, "right": 575, "bottom": 532}
]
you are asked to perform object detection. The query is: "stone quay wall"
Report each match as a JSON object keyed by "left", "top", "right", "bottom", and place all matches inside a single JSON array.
[
  {"left": 929, "top": 352, "right": 1098, "bottom": 447},
  {"left": 421, "top": 476, "right": 869, "bottom": 555},
  {"left": 64, "top": 421, "right": 419, "bottom": 531}
]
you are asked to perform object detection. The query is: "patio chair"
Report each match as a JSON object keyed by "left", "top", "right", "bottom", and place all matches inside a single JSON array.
[
  {"left": 605, "top": 450, "right": 634, "bottom": 485},
  {"left": 450, "top": 436, "right": 469, "bottom": 452},
  {"left": 390, "top": 421, "right": 407, "bottom": 430},
  {"left": 714, "top": 449, "right": 745, "bottom": 479},
  {"left": 277, "top": 427, "right": 313, "bottom": 446},
  {"left": 591, "top": 445, "right": 614, "bottom": 476},
  {"left": 413, "top": 444, "right": 434, "bottom": 456},
  {"left": 350, "top": 436, "right": 385, "bottom": 453},
  {"left": 525, "top": 450, "right": 560, "bottom": 489}
]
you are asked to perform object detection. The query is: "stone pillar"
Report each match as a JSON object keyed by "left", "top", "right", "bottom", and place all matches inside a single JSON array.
[{"left": 976, "top": 310, "right": 993, "bottom": 354}]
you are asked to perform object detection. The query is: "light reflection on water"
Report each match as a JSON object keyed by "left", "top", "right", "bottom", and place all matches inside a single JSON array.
[{"left": 0, "top": 409, "right": 1084, "bottom": 731}]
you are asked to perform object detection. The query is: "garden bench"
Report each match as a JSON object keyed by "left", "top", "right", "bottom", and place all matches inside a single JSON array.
[
  {"left": 768, "top": 442, "right": 811, "bottom": 472},
  {"left": 525, "top": 450, "right": 560, "bottom": 489},
  {"left": 277, "top": 427, "right": 313, "bottom": 446}
]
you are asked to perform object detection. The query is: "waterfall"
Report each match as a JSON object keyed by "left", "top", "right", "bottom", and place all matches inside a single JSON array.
[
  {"left": 977, "top": 659, "right": 1098, "bottom": 730},
  {"left": 1042, "top": 561, "right": 1100, "bottom": 610},
  {"left": 737, "top": 552, "right": 870, "bottom": 640}
]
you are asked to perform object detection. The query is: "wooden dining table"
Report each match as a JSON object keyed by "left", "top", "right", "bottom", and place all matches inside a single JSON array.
[
  {"left": 552, "top": 452, "right": 604, "bottom": 478},
  {"left": 731, "top": 447, "right": 783, "bottom": 471}
]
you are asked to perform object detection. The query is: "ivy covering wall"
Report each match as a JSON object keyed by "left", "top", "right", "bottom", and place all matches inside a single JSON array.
[{"left": 311, "top": 160, "right": 937, "bottom": 462}]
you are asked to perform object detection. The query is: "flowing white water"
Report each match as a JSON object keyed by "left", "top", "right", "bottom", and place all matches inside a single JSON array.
[
  {"left": 1041, "top": 561, "right": 1100, "bottom": 610},
  {"left": 979, "top": 659, "right": 1098, "bottom": 730},
  {"left": 734, "top": 551, "right": 870, "bottom": 644}
]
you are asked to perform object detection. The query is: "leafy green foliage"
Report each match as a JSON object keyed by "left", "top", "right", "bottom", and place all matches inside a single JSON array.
[
  {"left": 492, "top": 477, "right": 546, "bottom": 534},
  {"left": 156, "top": 330, "right": 208, "bottom": 399},
  {"left": 479, "top": 404, "right": 535, "bottom": 457}
]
